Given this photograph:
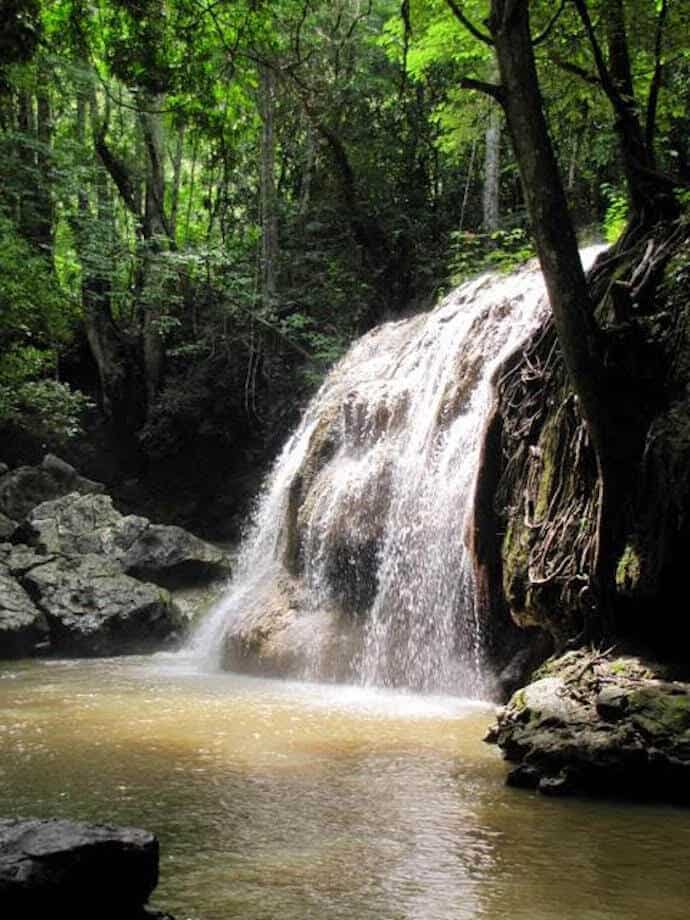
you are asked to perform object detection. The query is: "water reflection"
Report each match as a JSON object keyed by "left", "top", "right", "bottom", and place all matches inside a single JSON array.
[{"left": 1, "top": 658, "right": 689, "bottom": 920}]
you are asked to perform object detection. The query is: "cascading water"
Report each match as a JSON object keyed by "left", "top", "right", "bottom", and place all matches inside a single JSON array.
[{"left": 190, "top": 248, "right": 604, "bottom": 696}]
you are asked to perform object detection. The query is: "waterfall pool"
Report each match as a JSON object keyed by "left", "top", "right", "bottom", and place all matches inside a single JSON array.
[{"left": 1, "top": 655, "right": 688, "bottom": 920}]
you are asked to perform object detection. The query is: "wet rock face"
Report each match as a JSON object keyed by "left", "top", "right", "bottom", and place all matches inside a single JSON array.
[
  {"left": 0, "top": 817, "right": 173, "bottom": 918},
  {"left": 487, "top": 650, "right": 690, "bottom": 803},
  {"left": 221, "top": 573, "right": 363, "bottom": 682},
  {"left": 490, "top": 229, "right": 690, "bottom": 653}
]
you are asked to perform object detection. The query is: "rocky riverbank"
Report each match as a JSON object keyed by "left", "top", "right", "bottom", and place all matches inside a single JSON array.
[
  {"left": 487, "top": 649, "right": 690, "bottom": 803},
  {"left": 0, "top": 455, "right": 230, "bottom": 658}
]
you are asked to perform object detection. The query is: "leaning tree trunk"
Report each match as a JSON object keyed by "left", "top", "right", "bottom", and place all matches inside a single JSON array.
[{"left": 488, "top": 0, "right": 642, "bottom": 630}]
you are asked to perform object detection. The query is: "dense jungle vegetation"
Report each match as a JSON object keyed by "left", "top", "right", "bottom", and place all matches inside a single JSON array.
[{"left": 1, "top": 0, "right": 688, "bottom": 536}]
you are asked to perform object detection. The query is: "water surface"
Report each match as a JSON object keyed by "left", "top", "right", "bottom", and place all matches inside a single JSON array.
[{"left": 1, "top": 657, "right": 688, "bottom": 920}]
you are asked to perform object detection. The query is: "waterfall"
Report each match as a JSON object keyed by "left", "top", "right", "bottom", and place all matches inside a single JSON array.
[{"left": 190, "top": 248, "right": 604, "bottom": 696}]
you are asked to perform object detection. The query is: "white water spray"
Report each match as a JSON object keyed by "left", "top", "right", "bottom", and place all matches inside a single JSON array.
[{"left": 190, "top": 248, "right": 604, "bottom": 695}]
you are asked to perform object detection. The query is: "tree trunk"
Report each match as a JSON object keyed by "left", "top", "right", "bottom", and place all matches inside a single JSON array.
[
  {"left": 572, "top": 0, "right": 678, "bottom": 225},
  {"left": 34, "top": 71, "right": 54, "bottom": 257},
  {"left": 169, "top": 122, "right": 185, "bottom": 240},
  {"left": 488, "top": 0, "right": 639, "bottom": 628},
  {"left": 75, "top": 80, "right": 141, "bottom": 431},
  {"left": 259, "top": 64, "right": 279, "bottom": 310},
  {"left": 483, "top": 61, "right": 501, "bottom": 232},
  {"left": 482, "top": 105, "right": 501, "bottom": 232},
  {"left": 139, "top": 92, "right": 170, "bottom": 408}
]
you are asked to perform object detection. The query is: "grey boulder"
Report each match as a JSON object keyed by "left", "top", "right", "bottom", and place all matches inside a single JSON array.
[
  {"left": 22, "top": 555, "right": 184, "bottom": 656},
  {"left": 0, "top": 511, "right": 17, "bottom": 540},
  {"left": 0, "top": 571, "right": 49, "bottom": 658},
  {"left": 26, "top": 492, "right": 230, "bottom": 584},
  {"left": 0, "top": 454, "right": 103, "bottom": 522}
]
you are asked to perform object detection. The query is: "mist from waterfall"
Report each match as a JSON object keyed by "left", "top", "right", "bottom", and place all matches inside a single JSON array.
[{"left": 190, "top": 248, "right": 604, "bottom": 696}]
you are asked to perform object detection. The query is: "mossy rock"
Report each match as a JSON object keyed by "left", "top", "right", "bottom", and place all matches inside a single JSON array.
[
  {"left": 615, "top": 543, "right": 642, "bottom": 596},
  {"left": 628, "top": 687, "right": 690, "bottom": 739}
]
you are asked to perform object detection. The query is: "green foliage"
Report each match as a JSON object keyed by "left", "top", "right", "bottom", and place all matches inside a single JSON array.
[
  {"left": 601, "top": 183, "right": 629, "bottom": 243},
  {"left": 0, "top": 376, "right": 92, "bottom": 442},
  {"left": 0, "top": 209, "right": 88, "bottom": 442},
  {"left": 0, "top": 0, "right": 687, "bottom": 469},
  {"left": 0, "top": 212, "right": 75, "bottom": 343},
  {"left": 449, "top": 228, "right": 535, "bottom": 284}
]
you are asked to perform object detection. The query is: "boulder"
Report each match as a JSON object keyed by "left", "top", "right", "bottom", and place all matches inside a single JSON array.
[
  {"left": 0, "top": 542, "right": 55, "bottom": 577},
  {"left": 22, "top": 555, "right": 184, "bottom": 656},
  {"left": 0, "top": 455, "right": 103, "bottom": 522},
  {"left": 0, "top": 572, "right": 49, "bottom": 658},
  {"left": 25, "top": 492, "right": 148, "bottom": 557},
  {"left": 122, "top": 523, "right": 231, "bottom": 584},
  {"left": 0, "top": 817, "right": 167, "bottom": 918},
  {"left": 488, "top": 650, "right": 690, "bottom": 803},
  {"left": 26, "top": 493, "right": 230, "bottom": 584},
  {"left": 0, "top": 512, "right": 17, "bottom": 541},
  {"left": 222, "top": 572, "right": 363, "bottom": 681}
]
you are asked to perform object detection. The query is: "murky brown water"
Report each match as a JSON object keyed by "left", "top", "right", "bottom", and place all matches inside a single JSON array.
[{"left": 1, "top": 656, "right": 688, "bottom": 920}]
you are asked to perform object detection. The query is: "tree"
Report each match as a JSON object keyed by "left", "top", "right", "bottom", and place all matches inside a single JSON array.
[{"left": 442, "top": 0, "right": 686, "bottom": 625}]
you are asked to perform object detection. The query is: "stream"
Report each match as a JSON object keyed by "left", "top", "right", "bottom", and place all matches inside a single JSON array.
[{"left": 2, "top": 655, "right": 689, "bottom": 920}]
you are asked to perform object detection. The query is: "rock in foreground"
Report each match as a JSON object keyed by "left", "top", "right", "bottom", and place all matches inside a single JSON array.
[
  {"left": 488, "top": 650, "right": 690, "bottom": 803},
  {"left": 0, "top": 817, "right": 174, "bottom": 918}
]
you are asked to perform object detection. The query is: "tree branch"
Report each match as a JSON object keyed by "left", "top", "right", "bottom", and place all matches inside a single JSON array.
[
  {"left": 549, "top": 54, "right": 601, "bottom": 87},
  {"left": 444, "top": 0, "right": 494, "bottom": 46},
  {"left": 571, "top": 0, "right": 627, "bottom": 119},
  {"left": 94, "top": 126, "right": 140, "bottom": 218},
  {"left": 532, "top": 0, "right": 567, "bottom": 47},
  {"left": 645, "top": 0, "right": 669, "bottom": 163},
  {"left": 460, "top": 77, "right": 505, "bottom": 104}
]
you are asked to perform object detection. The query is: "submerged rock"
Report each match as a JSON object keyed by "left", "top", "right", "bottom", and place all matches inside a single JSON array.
[
  {"left": 0, "top": 817, "right": 174, "bottom": 918},
  {"left": 0, "top": 455, "right": 103, "bottom": 522},
  {"left": 22, "top": 555, "right": 184, "bottom": 656},
  {"left": 0, "top": 571, "right": 49, "bottom": 658},
  {"left": 488, "top": 650, "right": 690, "bottom": 803}
]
